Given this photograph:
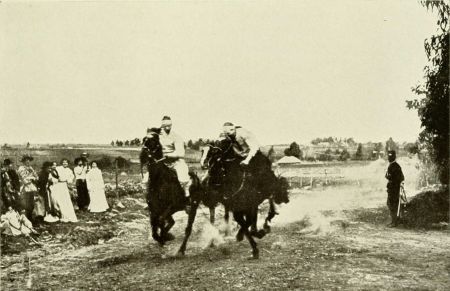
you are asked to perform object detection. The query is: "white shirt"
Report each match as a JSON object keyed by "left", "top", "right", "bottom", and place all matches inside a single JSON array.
[
  {"left": 56, "top": 166, "right": 74, "bottom": 184},
  {"left": 74, "top": 165, "right": 87, "bottom": 180},
  {"left": 159, "top": 130, "right": 186, "bottom": 159}
]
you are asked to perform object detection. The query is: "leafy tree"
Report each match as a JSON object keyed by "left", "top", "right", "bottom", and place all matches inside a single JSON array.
[
  {"left": 187, "top": 140, "right": 193, "bottom": 149},
  {"left": 96, "top": 155, "right": 112, "bottom": 169},
  {"left": 355, "top": 143, "right": 363, "bottom": 160},
  {"left": 345, "top": 138, "right": 356, "bottom": 146},
  {"left": 370, "top": 142, "right": 384, "bottom": 159},
  {"left": 124, "top": 140, "right": 129, "bottom": 146},
  {"left": 407, "top": 1, "right": 449, "bottom": 184},
  {"left": 385, "top": 137, "right": 399, "bottom": 153},
  {"left": 111, "top": 141, "right": 115, "bottom": 147},
  {"left": 339, "top": 149, "right": 351, "bottom": 161},
  {"left": 115, "top": 156, "right": 130, "bottom": 169},
  {"left": 404, "top": 142, "right": 420, "bottom": 155},
  {"left": 26, "top": 142, "right": 30, "bottom": 148},
  {"left": 268, "top": 146, "right": 276, "bottom": 162},
  {"left": 284, "top": 142, "right": 303, "bottom": 159}
]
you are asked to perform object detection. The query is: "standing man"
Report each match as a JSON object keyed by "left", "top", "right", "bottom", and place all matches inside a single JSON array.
[
  {"left": 159, "top": 116, "right": 191, "bottom": 198},
  {"left": 17, "top": 155, "right": 38, "bottom": 220},
  {"left": 74, "top": 157, "right": 90, "bottom": 211},
  {"left": 385, "top": 150, "right": 405, "bottom": 227}
]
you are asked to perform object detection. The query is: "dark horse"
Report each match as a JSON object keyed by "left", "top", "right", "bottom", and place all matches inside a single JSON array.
[
  {"left": 140, "top": 128, "right": 204, "bottom": 255},
  {"left": 200, "top": 138, "right": 289, "bottom": 259}
]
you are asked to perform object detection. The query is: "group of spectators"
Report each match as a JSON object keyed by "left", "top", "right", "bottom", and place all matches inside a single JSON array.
[{"left": 0, "top": 152, "right": 109, "bottom": 236}]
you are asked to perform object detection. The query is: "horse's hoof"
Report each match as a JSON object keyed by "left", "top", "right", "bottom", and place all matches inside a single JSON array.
[
  {"left": 236, "top": 231, "right": 244, "bottom": 242},
  {"left": 263, "top": 223, "right": 271, "bottom": 233},
  {"left": 163, "top": 233, "right": 175, "bottom": 241},
  {"left": 251, "top": 229, "right": 266, "bottom": 239},
  {"left": 176, "top": 250, "right": 186, "bottom": 257},
  {"left": 250, "top": 249, "right": 260, "bottom": 260}
]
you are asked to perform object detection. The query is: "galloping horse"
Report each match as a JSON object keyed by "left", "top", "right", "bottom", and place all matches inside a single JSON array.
[
  {"left": 200, "top": 138, "right": 289, "bottom": 259},
  {"left": 140, "top": 128, "right": 204, "bottom": 255}
]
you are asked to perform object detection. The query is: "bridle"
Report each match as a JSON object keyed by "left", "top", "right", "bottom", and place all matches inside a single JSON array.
[
  {"left": 204, "top": 141, "right": 235, "bottom": 168},
  {"left": 142, "top": 143, "right": 165, "bottom": 165}
]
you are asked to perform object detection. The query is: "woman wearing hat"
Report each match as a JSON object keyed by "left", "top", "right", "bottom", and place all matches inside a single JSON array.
[{"left": 17, "top": 155, "right": 38, "bottom": 220}]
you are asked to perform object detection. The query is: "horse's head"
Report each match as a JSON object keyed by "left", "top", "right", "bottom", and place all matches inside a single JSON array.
[
  {"left": 200, "top": 143, "right": 222, "bottom": 170},
  {"left": 140, "top": 127, "right": 164, "bottom": 166}
]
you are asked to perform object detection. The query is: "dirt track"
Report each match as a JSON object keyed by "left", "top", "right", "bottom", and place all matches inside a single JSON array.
[{"left": 1, "top": 187, "right": 449, "bottom": 291}]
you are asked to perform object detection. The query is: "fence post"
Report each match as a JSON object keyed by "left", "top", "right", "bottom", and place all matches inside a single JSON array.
[{"left": 115, "top": 158, "right": 119, "bottom": 200}]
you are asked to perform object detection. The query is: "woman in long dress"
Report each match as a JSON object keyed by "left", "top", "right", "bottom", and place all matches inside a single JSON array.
[
  {"left": 86, "top": 162, "right": 109, "bottom": 213},
  {"left": 49, "top": 159, "right": 78, "bottom": 222}
]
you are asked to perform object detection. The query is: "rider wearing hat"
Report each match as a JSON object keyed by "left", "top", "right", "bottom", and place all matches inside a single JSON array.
[{"left": 159, "top": 116, "right": 191, "bottom": 198}]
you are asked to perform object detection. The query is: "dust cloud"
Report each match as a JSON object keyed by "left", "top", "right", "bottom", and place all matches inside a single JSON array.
[{"left": 271, "top": 157, "right": 421, "bottom": 234}]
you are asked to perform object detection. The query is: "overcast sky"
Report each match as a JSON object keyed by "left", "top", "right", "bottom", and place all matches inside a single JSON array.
[{"left": 0, "top": 0, "right": 439, "bottom": 145}]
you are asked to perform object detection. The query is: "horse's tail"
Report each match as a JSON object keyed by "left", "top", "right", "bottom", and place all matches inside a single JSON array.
[{"left": 272, "top": 176, "right": 290, "bottom": 205}]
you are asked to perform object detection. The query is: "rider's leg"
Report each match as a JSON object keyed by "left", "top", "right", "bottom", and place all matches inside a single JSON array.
[{"left": 174, "top": 160, "right": 191, "bottom": 197}]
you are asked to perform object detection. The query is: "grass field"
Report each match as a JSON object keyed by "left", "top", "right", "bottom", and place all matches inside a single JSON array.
[{"left": 1, "top": 154, "right": 448, "bottom": 290}]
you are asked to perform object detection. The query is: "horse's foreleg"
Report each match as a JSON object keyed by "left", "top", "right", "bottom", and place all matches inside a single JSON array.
[
  {"left": 224, "top": 205, "right": 231, "bottom": 237},
  {"left": 209, "top": 207, "right": 215, "bottom": 224},
  {"left": 178, "top": 202, "right": 198, "bottom": 256},
  {"left": 250, "top": 206, "right": 258, "bottom": 233},
  {"left": 234, "top": 211, "right": 259, "bottom": 259}
]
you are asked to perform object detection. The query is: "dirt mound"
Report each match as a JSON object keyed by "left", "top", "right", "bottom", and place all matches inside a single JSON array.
[{"left": 403, "top": 186, "right": 449, "bottom": 228}]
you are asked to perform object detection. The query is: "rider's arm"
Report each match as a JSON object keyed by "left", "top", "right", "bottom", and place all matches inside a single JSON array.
[
  {"left": 165, "top": 133, "right": 186, "bottom": 159},
  {"left": 242, "top": 130, "right": 260, "bottom": 164}
]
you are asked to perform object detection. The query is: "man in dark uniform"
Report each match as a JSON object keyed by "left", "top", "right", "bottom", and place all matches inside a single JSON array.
[{"left": 385, "top": 150, "right": 404, "bottom": 227}]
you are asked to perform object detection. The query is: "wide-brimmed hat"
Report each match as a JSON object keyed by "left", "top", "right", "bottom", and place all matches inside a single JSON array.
[{"left": 21, "top": 155, "right": 33, "bottom": 162}]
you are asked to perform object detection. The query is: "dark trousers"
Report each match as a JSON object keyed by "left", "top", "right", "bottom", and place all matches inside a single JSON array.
[
  {"left": 387, "top": 186, "right": 400, "bottom": 224},
  {"left": 21, "top": 191, "right": 36, "bottom": 220},
  {"left": 76, "top": 179, "right": 90, "bottom": 210}
]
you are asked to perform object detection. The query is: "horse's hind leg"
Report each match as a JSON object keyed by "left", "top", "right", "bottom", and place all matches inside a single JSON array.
[
  {"left": 178, "top": 203, "right": 198, "bottom": 256},
  {"left": 234, "top": 211, "right": 259, "bottom": 259},
  {"left": 162, "top": 215, "right": 175, "bottom": 241},
  {"left": 248, "top": 209, "right": 266, "bottom": 239},
  {"left": 150, "top": 213, "right": 163, "bottom": 245},
  {"left": 263, "top": 198, "right": 278, "bottom": 233},
  {"left": 224, "top": 205, "right": 231, "bottom": 237}
]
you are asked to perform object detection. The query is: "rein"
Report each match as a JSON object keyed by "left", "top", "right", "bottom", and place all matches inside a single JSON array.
[{"left": 231, "top": 170, "right": 248, "bottom": 198}]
